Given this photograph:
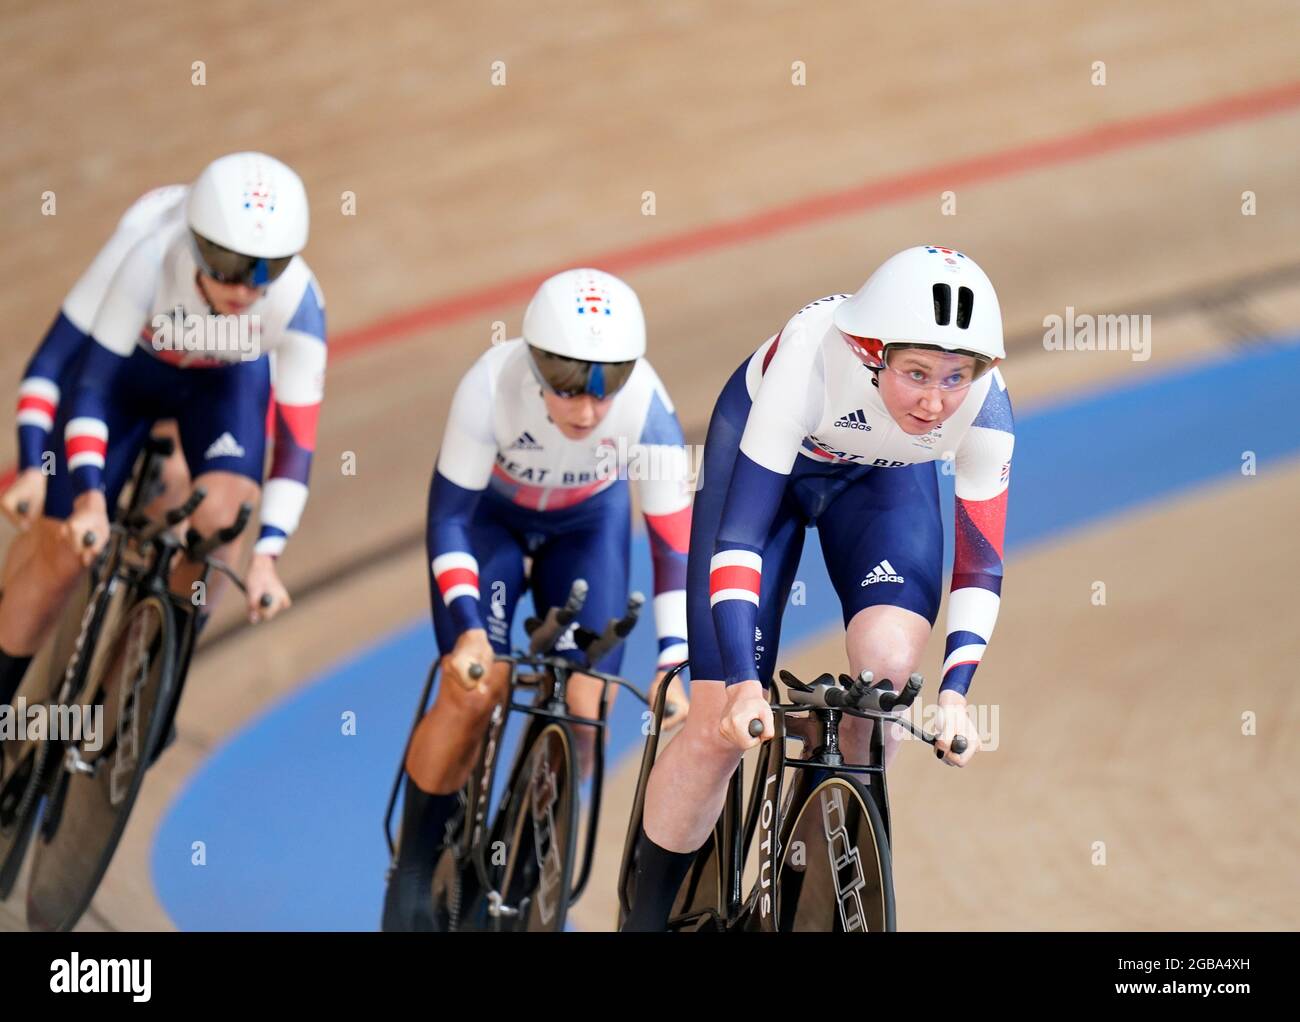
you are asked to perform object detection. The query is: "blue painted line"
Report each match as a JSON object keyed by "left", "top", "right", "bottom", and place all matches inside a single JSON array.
[{"left": 152, "top": 336, "right": 1299, "bottom": 930}]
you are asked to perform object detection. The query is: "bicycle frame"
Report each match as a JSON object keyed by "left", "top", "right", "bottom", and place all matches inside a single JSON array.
[
  {"left": 382, "top": 645, "right": 649, "bottom": 929},
  {"left": 58, "top": 476, "right": 247, "bottom": 781}
]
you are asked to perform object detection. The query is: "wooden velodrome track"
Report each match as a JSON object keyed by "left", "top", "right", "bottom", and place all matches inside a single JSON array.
[{"left": 1, "top": 1, "right": 1297, "bottom": 930}]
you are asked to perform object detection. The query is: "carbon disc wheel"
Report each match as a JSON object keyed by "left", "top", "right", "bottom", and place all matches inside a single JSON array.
[
  {"left": 494, "top": 721, "right": 579, "bottom": 931},
  {"left": 775, "top": 775, "right": 894, "bottom": 932}
]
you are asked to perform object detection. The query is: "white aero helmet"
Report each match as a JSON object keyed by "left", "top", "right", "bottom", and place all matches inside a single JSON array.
[
  {"left": 187, "top": 152, "right": 309, "bottom": 286},
  {"left": 833, "top": 246, "right": 1004, "bottom": 367},
  {"left": 522, "top": 268, "right": 646, "bottom": 398}
]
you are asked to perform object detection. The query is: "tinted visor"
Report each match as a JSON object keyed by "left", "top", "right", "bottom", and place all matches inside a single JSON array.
[
  {"left": 191, "top": 231, "right": 294, "bottom": 287},
  {"left": 527, "top": 347, "right": 636, "bottom": 399}
]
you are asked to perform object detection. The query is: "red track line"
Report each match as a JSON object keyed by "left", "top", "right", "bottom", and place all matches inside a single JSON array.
[{"left": 332, "top": 78, "right": 1300, "bottom": 357}]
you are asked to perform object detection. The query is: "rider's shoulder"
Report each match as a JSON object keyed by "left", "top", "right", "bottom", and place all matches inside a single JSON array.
[
  {"left": 116, "top": 185, "right": 188, "bottom": 234},
  {"left": 254, "top": 258, "right": 326, "bottom": 340},
  {"left": 461, "top": 337, "right": 525, "bottom": 393},
  {"left": 965, "top": 366, "right": 1015, "bottom": 434},
  {"left": 114, "top": 221, "right": 179, "bottom": 288},
  {"left": 623, "top": 357, "right": 667, "bottom": 401},
  {"left": 792, "top": 293, "right": 851, "bottom": 321},
  {"left": 779, "top": 294, "right": 848, "bottom": 347}
]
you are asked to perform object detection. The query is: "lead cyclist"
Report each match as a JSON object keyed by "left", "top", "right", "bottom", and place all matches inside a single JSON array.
[
  {"left": 383, "top": 268, "right": 694, "bottom": 931},
  {"left": 621, "top": 246, "right": 1016, "bottom": 930}
]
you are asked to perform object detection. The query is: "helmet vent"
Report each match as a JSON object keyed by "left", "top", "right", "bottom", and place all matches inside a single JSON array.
[
  {"left": 932, "top": 283, "right": 952, "bottom": 326},
  {"left": 956, "top": 286, "right": 974, "bottom": 329}
]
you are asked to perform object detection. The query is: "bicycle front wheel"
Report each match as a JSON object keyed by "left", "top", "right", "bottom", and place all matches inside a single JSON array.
[
  {"left": 493, "top": 721, "right": 579, "bottom": 931},
  {"left": 25, "top": 594, "right": 177, "bottom": 932},
  {"left": 775, "top": 774, "right": 895, "bottom": 932}
]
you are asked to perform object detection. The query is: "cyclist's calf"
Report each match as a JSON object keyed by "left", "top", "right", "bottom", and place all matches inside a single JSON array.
[
  {"left": 565, "top": 670, "right": 609, "bottom": 783},
  {"left": 0, "top": 518, "right": 93, "bottom": 656},
  {"left": 643, "top": 679, "right": 745, "bottom": 854},
  {"left": 405, "top": 659, "right": 511, "bottom": 794}
]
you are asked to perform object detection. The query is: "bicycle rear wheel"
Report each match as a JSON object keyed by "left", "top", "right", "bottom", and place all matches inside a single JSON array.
[
  {"left": 25, "top": 594, "right": 177, "bottom": 932},
  {"left": 774, "top": 773, "right": 894, "bottom": 932},
  {"left": 493, "top": 720, "right": 579, "bottom": 931}
]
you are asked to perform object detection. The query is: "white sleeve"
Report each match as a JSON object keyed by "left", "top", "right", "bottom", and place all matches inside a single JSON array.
[
  {"left": 435, "top": 350, "right": 500, "bottom": 491},
  {"left": 736, "top": 319, "right": 824, "bottom": 474},
  {"left": 87, "top": 236, "right": 162, "bottom": 357}
]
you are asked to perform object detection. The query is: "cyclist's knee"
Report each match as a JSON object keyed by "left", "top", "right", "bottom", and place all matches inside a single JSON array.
[
  {"left": 856, "top": 652, "right": 918, "bottom": 691},
  {"left": 34, "top": 519, "right": 88, "bottom": 588},
  {"left": 187, "top": 473, "right": 260, "bottom": 539},
  {"left": 845, "top": 607, "right": 929, "bottom": 685},
  {"left": 674, "top": 708, "right": 745, "bottom": 773},
  {"left": 440, "top": 665, "right": 507, "bottom": 720}
]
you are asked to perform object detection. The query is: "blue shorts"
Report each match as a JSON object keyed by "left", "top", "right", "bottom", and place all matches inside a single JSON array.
[
  {"left": 429, "top": 482, "right": 633, "bottom": 674},
  {"left": 687, "top": 361, "right": 944, "bottom": 684},
  {"left": 45, "top": 345, "right": 271, "bottom": 520}
]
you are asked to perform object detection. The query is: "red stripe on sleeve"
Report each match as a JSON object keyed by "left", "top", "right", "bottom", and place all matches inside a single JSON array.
[
  {"left": 436, "top": 567, "right": 478, "bottom": 595},
  {"left": 65, "top": 435, "right": 108, "bottom": 459},
  {"left": 17, "top": 395, "right": 56, "bottom": 417},
  {"left": 709, "top": 564, "right": 761, "bottom": 597}
]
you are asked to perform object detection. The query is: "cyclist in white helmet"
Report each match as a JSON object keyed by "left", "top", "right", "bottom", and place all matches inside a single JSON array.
[
  {"left": 383, "top": 268, "right": 694, "bottom": 930},
  {"left": 0, "top": 153, "right": 327, "bottom": 766},
  {"left": 622, "top": 246, "right": 1016, "bottom": 930}
]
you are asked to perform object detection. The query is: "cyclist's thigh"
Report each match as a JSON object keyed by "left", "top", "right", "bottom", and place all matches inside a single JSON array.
[
  {"left": 685, "top": 362, "right": 805, "bottom": 686},
  {"left": 430, "top": 509, "right": 527, "bottom": 658},
  {"left": 816, "top": 462, "right": 944, "bottom": 627},
  {"left": 173, "top": 357, "right": 271, "bottom": 487},
  {"left": 530, "top": 483, "right": 631, "bottom": 675}
]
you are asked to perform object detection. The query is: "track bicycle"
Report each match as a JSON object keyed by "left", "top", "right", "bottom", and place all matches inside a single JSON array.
[
  {"left": 0, "top": 434, "right": 267, "bottom": 931},
  {"left": 618, "top": 666, "right": 966, "bottom": 931},
  {"left": 384, "top": 579, "right": 650, "bottom": 932}
]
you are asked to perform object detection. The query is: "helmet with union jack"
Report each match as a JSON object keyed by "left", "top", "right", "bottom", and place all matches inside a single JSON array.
[
  {"left": 522, "top": 268, "right": 645, "bottom": 398},
  {"left": 834, "top": 246, "right": 1004, "bottom": 368},
  {"left": 186, "top": 152, "right": 309, "bottom": 287}
]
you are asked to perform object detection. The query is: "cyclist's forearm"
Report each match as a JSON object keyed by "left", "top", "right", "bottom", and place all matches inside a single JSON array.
[
  {"left": 64, "top": 341, "right": 131, "bottom": 497},
  {"left": 17, "top": 312, "right": 90, "bottom": 471},
  {"left": 427, "top": 470, "right": 486, "bottom": 634},
  {"left": 941, "top": 494, "right": 1008, "bottom": 696},
  {"left": 644, "top": 503, "right": 690, "bottom": 669},
  {"left": 255, "top": 398, "right": 322, "bottom": 557},
  {"left": 709, "top": 453, "right": 786, "bottom": 683}
]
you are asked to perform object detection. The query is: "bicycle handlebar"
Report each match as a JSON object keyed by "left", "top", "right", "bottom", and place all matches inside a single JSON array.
[
  {"left": 185, "top": 501, "right": 252, "bottom": 561},
  {"left": 772, "top": 668, "right": 968, "bottom": 761},
  {"left": 502, "top": 650, "right": 650, "bottom": 705},
  {"left": 580, "top": 591, "right": 644, "bottom": 667},
  {"left": 526, "top": 579, "right": 588, "bottom": 655}
]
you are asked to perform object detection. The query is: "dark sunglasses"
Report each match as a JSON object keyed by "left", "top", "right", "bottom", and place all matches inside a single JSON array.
[
  {"left": 191, "top": 231, "right": 294, "bottom": 287},
  {"left": 527, "top": 347, "right": 636, "bottom": 399}
]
